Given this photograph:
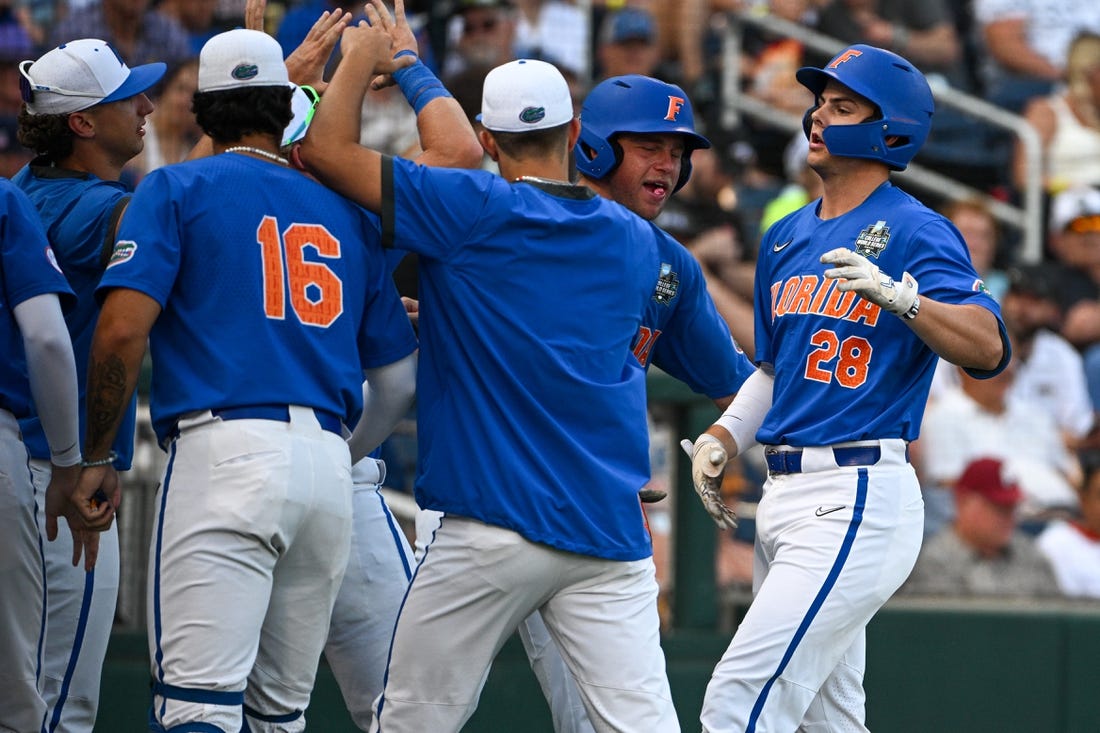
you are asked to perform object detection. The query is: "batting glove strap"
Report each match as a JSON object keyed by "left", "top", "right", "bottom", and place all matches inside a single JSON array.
[
  {"left": 820, "top": 247, "right": 919, "bottom": 317},
  {"left": 680, "top": 436, "right": 738, "bottom": 531}
]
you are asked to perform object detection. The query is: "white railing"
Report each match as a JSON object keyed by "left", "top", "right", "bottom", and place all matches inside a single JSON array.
[{"left": 720, "top": 10, "right": 1044, "bottom": 262}]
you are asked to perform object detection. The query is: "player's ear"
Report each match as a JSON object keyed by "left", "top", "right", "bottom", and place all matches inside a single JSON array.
[
  {"left": 67, "top": 109, "right": 97, "bottom": 139},
  {"left": 287, "top": 143, "right": 306, "bottom": 171},
  {"left": 566, "top": 117, "right": 581, "bottom": 150},
  {"left": 478, "top": 129, "right": 498, "bottom": 162}
]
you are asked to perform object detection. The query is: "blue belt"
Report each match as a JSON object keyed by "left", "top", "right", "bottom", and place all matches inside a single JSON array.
[
  {"left": 169, "top": 405, "right": 343, "bottom": 441},
  {"left": 765, "top": 445, "right": 896, "bottom": 475},
  {"left": 211, "top": 405, "right": 343, "bottom": 435}
]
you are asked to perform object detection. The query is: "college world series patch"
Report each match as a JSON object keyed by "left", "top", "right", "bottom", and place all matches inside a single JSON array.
[
  {"left": 108, "top": 240, "right": 137, "bottom": 268},
  {"left": 653, "top": 263, "right": 679, "bottom": 305},
  {"left": 854, "top": 220, "right": 891, "bottom": 258}
]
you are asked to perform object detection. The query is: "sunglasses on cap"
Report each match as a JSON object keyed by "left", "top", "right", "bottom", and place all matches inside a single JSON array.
[
  {"left": 18, "top": 60, "right": 101, "bottom": 105},
  {"left": 17, "top": 43, "right": 130, "bottom": 106},
  {"left": 283, "top": 84, "right": 320, "bottom": 146},
  {"left": 1066, "top": 214, "right": 1100, "bottom": 234}
]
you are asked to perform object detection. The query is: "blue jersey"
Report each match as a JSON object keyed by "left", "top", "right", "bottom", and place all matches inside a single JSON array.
[
  {"left": 384, "top": 159, "right": 667, "bottom": 561},
  {"left": 754, "top": 181, "right": 1009, "bottom": 446},
  {"left": 99, "top": 154, "right": 418, "bottom": 446},
  {"left": 0, "top": 179, "right": 74, "bottom": 418},
  {"left": 12, "top": 162, "right": 139, "bottom": 469},
  {"left": 634, "top": 239, "right": 754, "bottom": 398}
]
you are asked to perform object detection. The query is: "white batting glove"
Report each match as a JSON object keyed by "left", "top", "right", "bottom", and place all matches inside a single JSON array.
[
  {"left": 679, "top": 436, "right": 738, "bottom": 531},
  {"left": 820, "top": 247, "right": 919, "bottom": 318}
]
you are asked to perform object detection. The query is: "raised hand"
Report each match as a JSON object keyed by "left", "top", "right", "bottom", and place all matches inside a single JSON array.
[
  {"left": 244, "top": 0, "right": 267, "bottom": 32},
  {"left": 363, "top": 0, "right": 419, "bottom": 89},
  {"left": 820, "top": 247, "right": 919, "bottom": 317},
  {"left": 286, "top": 6, "right": 352, "bottom": 92}
]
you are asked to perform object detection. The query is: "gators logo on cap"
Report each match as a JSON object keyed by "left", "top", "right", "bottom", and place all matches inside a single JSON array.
[
  {"left": 232, "top": 63, "right": 260, "bottom": 81},
  {"left": 519, "top": 106, "right": 546, "bottom": 124}
]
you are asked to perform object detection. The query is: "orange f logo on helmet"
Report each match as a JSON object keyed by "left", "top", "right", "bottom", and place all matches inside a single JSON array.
[
  {"left": 665, "top": 95, "right": 685, "bottom": 121},
  {"left": 829, "top": 49, "right": 863, "bottom": 69}
]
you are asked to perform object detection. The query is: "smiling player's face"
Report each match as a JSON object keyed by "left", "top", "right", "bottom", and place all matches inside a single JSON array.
[{"left": 604, "top": 132, "right": 685, "bottom": 221}]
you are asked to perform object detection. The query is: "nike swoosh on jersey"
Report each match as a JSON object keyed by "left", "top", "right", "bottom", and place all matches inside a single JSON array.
[
  {"left": 773, "top": 239, "right": 794, "bottom": 252},
  {"left": 815, "top": 505, "right": 845, "bottom": 517}
]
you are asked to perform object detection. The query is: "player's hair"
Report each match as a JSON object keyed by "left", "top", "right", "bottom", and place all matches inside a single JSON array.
[
  {"left": 489, "top": 121, "right": 572, "bottom": 160},
  {"left": 192, "top": 86, "right": 293, "bottom": 145},
  {"left": 16, "top": 107, "right": 75, "bottom": 161}
]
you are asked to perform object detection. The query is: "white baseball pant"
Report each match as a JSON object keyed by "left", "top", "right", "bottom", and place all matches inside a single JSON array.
[
  {"left": 376, "top": 514, "right": 678, "bottom": 733},
  {"left": 324, "top": 457, "right": 414, "bottom": 730},
  {"left": 30, "top": 459, "right": 119, "bottom": 733},
  {"left": 701, "top": 440, "right": 923, "bottom": 732},
  {"left": 146, "top": 407, "right": 352, "bottom": 733},
  {"left": 414, "top": 508, "right": 595, "bottom": 733},
  {"left": 0, "top": 408, "right": 47, "bottom": 732}
]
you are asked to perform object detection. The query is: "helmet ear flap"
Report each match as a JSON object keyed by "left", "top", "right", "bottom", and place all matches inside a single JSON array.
[
  {"left": 574, "top": 127, "right": 624, "bottom": 180},
  {"left": 673, "top": 153, "right": 693, "bottom": 193},
  {"left": 802, "top": 104, "right": 817, "bottom": 140}
]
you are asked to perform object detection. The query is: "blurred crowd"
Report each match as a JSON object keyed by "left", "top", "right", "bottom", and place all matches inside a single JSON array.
[{"left": 4, "top": 0, "right": 1100, "bottom": 605}]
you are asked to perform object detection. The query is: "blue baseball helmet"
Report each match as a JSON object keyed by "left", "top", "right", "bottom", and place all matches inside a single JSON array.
[
  {"left": 795, "top": 44, "right": 934, "bottom": 171},
  {"left": 575, "top": 75, "right": 710, "bottom": 193}
]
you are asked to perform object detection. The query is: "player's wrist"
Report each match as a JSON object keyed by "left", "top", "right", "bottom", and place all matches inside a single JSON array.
[
  {"left": 81, "top": 450, "right": 117, "bottom": 468},
  {"left": 393, "top": 58, "right": 452, "bottom": 115},
  {"left": 900, "top": 294, "right": 921, "bottom": 320},
  {"left": 692, "top": 433, "right": 722, "bottom": 458},
  {"left": 886, "top": 271, "right": 919, "bottom": 317},
  {"left": 51, "top": 444, "right": 83, "bottom": 468}
]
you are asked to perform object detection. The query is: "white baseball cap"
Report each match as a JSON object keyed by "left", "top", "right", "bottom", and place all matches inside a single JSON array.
[
  {"left": 1048, "top": 185, "right": 1100, "bottom": 233},
  {"left": 478, "top": 59, "right": 573, "bottom": 133},
  {"left": 198, "top": 28, "right": 290, "bottom": 93},
  {"left": 19, "top": 39, "right": 166, "bottom": 116}
]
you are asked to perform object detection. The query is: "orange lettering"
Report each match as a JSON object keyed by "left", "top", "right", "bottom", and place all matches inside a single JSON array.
[
  {"left": 789, "top": 276, "right": 818, "bottom": 314},
  {"left": 822, "top": 288, "right": 855, "bottom": 317},
  {"left": 845, "top": 297, "right": 881, "bottom": 326},
  {"left": 665, "top": 96, "right": 685, "bottom": 121},
  {"left": 828, "top": 49, "right": 863, "bottom": 68}
]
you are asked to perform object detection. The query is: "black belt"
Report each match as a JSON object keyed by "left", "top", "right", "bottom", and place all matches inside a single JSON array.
[
  {"left": 170, "top": 404, "right": 343, "bottom": 440},
  {"left": 765, "top": 445, "right": 897, "bottom": 475}
]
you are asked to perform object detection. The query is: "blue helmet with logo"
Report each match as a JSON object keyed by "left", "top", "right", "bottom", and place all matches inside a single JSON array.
[
  {"left": 575, "top": 75, "right": 711, "bottom": 193},
  {"left": 795, "top": 44, "right": 934, "bottom": 171}
]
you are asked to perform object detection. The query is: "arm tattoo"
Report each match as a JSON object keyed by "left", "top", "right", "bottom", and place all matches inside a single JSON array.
[{"left": 86, "top": 352, "right": 130, "bottom": 455}]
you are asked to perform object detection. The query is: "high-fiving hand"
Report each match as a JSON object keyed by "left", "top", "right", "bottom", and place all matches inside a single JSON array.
[{"left": 679, "top": 436, "right": 738, "bottom": 530}]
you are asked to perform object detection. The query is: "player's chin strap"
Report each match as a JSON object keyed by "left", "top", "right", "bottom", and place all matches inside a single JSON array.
[{"left": 147, "top": 681, "right": 301, "bottom": 732}]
